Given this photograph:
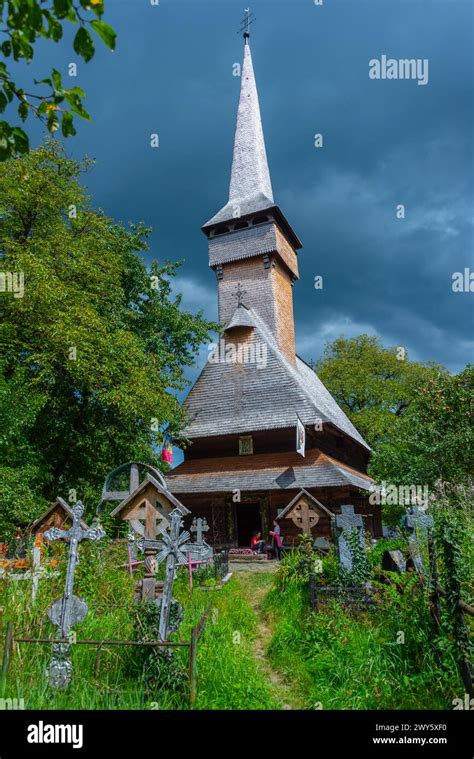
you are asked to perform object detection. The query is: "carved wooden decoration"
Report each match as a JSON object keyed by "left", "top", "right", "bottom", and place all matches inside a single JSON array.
[
  {"left": 277, "top": 489, "right": 335, "bottom": 539},
  {"left": 31, "top": 497, "right": 89, "bottom": 536},
  {"left": 110, "top": 474, "right": 189, "bottom": 540},
  {"left": 289, "top": 498, "right": 320, "bottom": 535},
  {"left": 110, "top": 474, "right": 190, "bottom": 604}
]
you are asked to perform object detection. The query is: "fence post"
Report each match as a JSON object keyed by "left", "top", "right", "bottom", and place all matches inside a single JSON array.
[
  {"left": 189, "top": 627, "right": 198, "bottom": 709},
  {"left": 427, "top": 531, "right": 441, "bottom": 628},
  {"left": 440, "top": 524, "right": 473, "bottom": 698},
  {"left": 309, "top": 559, "right": 317, "bottom": 611},
  {"left": 0, "top": 622, "right": 14, "bottom": 697}
]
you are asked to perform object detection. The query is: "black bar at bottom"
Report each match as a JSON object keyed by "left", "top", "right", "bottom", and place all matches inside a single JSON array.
[{"left": 0, "top": 710, "right": 471, "bottom": 756}]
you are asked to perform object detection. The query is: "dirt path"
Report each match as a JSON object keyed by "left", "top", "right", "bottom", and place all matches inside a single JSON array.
[{"left": 233, "top": 568, "right": 305, "bottom": 710}]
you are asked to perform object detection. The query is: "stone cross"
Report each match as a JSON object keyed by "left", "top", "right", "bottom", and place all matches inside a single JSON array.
[
  {"left": 335, "top": 504, "right": 365, "bottom": 572},
  {"left": 44, "top": 501, "right": 105, "bottom": 689},
  {"left": 289, "top": 502, "right": 319, "bottom": 535},
  {"left": 190, "top": 517, "right": 209, "bottom": 544},
  {"left": 403, "top": 505, "right": 433, "bottom": 574}
]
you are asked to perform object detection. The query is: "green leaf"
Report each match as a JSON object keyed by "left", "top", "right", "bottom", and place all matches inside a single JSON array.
[
  {"left": 0, "top": 92, "right": 7, "bottom": 114},
  {"left": 18, "top": 100, "right": 29, "bottom": 121},
  {"left": 11, "top": 127, "right": 29, "bottom": 154},
  {"left": 53, "top": 0, "right": 73, "bottom": 20},
  {"left": 51, "top": 69, "right": 62, "bottom": 91},
  {"left": 69, "top": 86, "right": 86, "bottom": 98},
  {"left": 43, "top": 10, "right": 63, "bottom": 42},
  {"left": 73, "top": 27, "right": 95, "bottom": 63},
  {"left": 90, "top": 20, "right": 116, "bottom": 51},
  {"left": 1, "top": 40, "right": 11, "bottom": 57},
  {"left": 64, "top": 91, "right": 90, "bottom": 121},
  {"left": 37, "top": 101, "right": 49, "bottom": 117},
  {"left": 61, "top": 110, "right": 76, "bottom": 138},
  {"left": 46, "top": 110, "right": 60, "bottom": 133}
]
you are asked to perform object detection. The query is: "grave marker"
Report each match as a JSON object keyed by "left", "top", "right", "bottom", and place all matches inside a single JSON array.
[
  {"left": 44, "top": 501, "right": 105, "bottom": 689},
  {"left": 403, "top": 505, "right": 433, "bottom": 574},
  {"left": 335, "top": 504, "right": 365, "bottom": 572},
  {"left": 139, "top": 509, "right": 193, "bottom": 640}
]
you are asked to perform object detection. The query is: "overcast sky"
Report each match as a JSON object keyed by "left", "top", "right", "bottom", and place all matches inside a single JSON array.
[{"left": 18, "top": 0, "right": 474, "bottom": 380}]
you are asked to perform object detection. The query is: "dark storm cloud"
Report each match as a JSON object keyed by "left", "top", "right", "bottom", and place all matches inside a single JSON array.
[{"left": 14, "top": 0, "right": 473, "bottom": 373}]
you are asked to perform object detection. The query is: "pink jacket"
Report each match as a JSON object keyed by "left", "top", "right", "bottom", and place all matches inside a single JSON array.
[{"left": 271, "top": 527, "right": 282, "bottom": 548}]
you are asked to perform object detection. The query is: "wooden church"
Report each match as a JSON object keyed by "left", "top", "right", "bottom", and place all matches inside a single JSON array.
[{"left": 167, "top": 33, "right": 381, "bottom": 548}]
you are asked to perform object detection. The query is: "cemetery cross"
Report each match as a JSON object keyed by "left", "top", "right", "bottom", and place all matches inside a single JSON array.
[
  {"left": 335, "top": 504, "right": 365, "bottom": 572},
  {"left": 44, "top": 501, "right": 105, "bottom": 689},
  {"left": 139, "top": 508, "right": 205, "bottom": 641}
]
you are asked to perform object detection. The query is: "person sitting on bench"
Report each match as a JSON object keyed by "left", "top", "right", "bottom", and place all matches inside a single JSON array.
[{"left": 250, "top": 531, "right": 265, "bottom": 554}]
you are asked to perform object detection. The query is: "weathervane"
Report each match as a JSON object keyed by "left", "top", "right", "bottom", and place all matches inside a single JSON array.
[
  {"left": 232, "top": 282, "right": 247, "bottom": 307},
  {"left": 238, "top": 8, "right": 255, "bottom": 41}
]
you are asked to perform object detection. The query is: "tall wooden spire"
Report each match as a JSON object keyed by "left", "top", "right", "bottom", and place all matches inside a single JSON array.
[{"left": 202, "top": 34, "right": 302, "bottom": 362}]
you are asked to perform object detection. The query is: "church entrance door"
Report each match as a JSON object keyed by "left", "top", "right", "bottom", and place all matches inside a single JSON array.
[{"left": 236, "top": 503, "right": 261, "bottom": 547}]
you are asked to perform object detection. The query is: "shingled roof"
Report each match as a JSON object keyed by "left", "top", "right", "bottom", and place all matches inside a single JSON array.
[
  {"left": 204, "top": 41, "right": 273, "bottom": 229},
  {"left": 181, "top": 304, "right": 370, "bottom": 451},
  {"left": 167, "top": 448, "right": 373, "bottom": 494}
]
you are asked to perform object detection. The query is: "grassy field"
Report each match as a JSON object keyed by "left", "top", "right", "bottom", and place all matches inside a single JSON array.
[
  {"left": 262, "top": 568, "right": 462, "bottom": 710},
  {"left": 0, "top": 544, "right": 278, "bottom": 710},
  {"left": 0, "top": 540, "right": 466, "bottom": 710}
]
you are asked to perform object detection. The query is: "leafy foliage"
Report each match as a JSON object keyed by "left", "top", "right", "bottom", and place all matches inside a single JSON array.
[
  {"left": 265, "top": 551, "right": 460, "bottom": 709},
  {"left": 371, "top": 366, "right": 474, "bottom": 488},
  {"left": 0, "top": 0, "right": 116, "bottom": 159},
  {"left": 133, "top": 601, "right": 188, "bottom": 701},
  {"left": 315, "top": 335, "right": 443, "bottom": 448},
  {"left": 338, "top": 529, "right": 371, "bottom": 587},
  {"left": 0, "top": 141, "right": 217, "bottom": 537}
]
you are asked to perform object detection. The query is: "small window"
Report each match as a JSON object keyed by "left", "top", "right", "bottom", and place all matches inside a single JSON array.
[{"left": 239, "top": 436, "right": 253, "bottom": 455}]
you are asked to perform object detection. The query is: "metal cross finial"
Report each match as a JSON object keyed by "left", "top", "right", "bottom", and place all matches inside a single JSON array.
[
  {"left": 232, "top": 282, "right": 247, "bottom": 307},
  {"left": 44, "top": 501, "right": 105, "bottom": 688},
  {"left": 238, "top": 8, "right": 255, "bottom": 42}
]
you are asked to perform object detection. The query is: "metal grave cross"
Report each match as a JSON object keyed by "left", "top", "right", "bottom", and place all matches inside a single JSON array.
[
  {"left": 335, "top": 504, "right": 365, "bottom": 572},
  {"left": 403, "top": 505, "right": 433, "bottom": 574},
  {"left": 44, "top": 501, "right": 105, "bottom": 689},
  {"left": 139, "top": 508, "right": 193, "bottom": 641}
]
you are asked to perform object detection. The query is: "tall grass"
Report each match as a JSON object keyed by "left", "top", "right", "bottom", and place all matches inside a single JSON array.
[
  {"left": 263, "top": 562, "right": 461, "bottom": 710},
  {"left": 0, "top": 541, "right": 277, "bottom": 710}
]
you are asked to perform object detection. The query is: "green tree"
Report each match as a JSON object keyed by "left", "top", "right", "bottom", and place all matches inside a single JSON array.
[
  {"left": 315, "top": 335, "right": 443, "bottom": 447},
  {"left": 0, "top": 0, "right": 116, "bottom": 159},
  {"left": 0, "top": 140, "right": 216, "bottom": 537},
  {"left": 371, "top": 366, "right": 474, "bottom": 488}
]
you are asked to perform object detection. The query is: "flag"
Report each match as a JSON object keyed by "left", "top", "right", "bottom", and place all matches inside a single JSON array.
[
  {"left": 296, "top": 415, "right": 305, "bottom": 457},
  {"left": 161, "top": 437, "right": 173, "bottom": 464}
]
